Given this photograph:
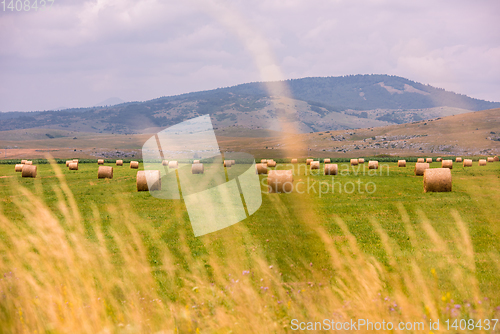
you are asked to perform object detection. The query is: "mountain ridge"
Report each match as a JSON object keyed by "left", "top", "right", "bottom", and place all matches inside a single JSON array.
[{"left": 1, "top": 74, "right": 498, "bottom": 134}]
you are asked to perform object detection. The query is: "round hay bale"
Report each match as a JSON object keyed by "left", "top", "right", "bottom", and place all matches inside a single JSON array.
[
  {"left": 98, "top": 166, "right": 113, "bottom": 179},
  {"left": 291, "top": 159, "right": 298, "bottom": 163},
  {"left": 436, "top": 158, "right": 442, "bottom": 162},
  {"left": 324, "top": 163, "right": 338, "bottom": 175},
  {"left": 25, "top": 161, "right": 33, "bottom": 165},
  {"left": 21, "top": 165, "right": 37, "bottom": 178},
  {"left": 463, "top": 159, "right": 472, "bottom": 167},
  {"left": 358, "top": 158, "right": 365, "bottom": 164},
  {"left": 456, "top": 157, "right": 462, "bottom": 162},
  {"left": 130, "top": 161, "right": 139, "bottom": 169},
  {"left": 368, "top": 161, "right": 379, "bottom": 169},
  {"left": 350, "top": 159, "right": 359, "bottom": 166},
  {"left": 136, "top": 170, "right": 161, "bottom": 192},
  {"left": 192, "top": 163, "right": 204, "bottom": 174},
  {"left": 168, "top": 161, "right": 178, "bottom": 169},
  {"left": 398, "top": 160, "right": 406, "bottom": 167},
  {"left": 441, "top": 160, "right": 453, "bottom": 169},
  {"left": 193, "top": 160, "right": 200, "bottom": 164},
  {"left": 306, "top": 159, "right": 313, "bottom": 165},
  {"left": 268, "top": 170, "right": 293, "bottom": 193},
  {"left": 478, "top": 159, "right": 487, "bottom": 166},
  {"left": 255, "top": 163, "right": 268, "bottom": 174},
  {"left": 65, "top": 160, "right": 72, "bottom": 167},
  {"left": 324, "top": 158, "right": 331, "bottom": 163},
  {"left": 426, "top": 158, "right": 433, "bottom": 163},
  {"left": 261, "top": 159, "right": 267, "bottom": 163},
  {"left": 21, "top": 160, "right": 27, "bottom": 164},
  {"left": 424, "top": 168, "right": 452, "bottom": 192},
  {"left": 15, "top": 164, "right": 23, "bottom": 172},
  {"left": 231, "top": 160, "right": 236, "bottom": 165},
  {"left": 267, "top": 160, "right": 277, "bottom": 167},
  {"left": 310, "top": 161, "right": 320, "bottom": 170},
  {"left": 98, "top": 159, "right": 104, "bottom": 165},
  {"left": 414, "top": 162, "right": 429, "bottom": 176},
  {"left": 224, "top": 160, "right": 232, "bottom": 167},
  {"left": 73, "top": 159, "right": 78, "bottom": 163},
  {"left": 494, "top": 156, "right": 499, "bottom": 162},
  {"left": 487, "top": 157, "right": 494, "bottom": 162},
  {"left": 417, "top": 158, "right": 425, "bottom": 163},
  {"left": 162, "top": 160, "right": 169, "bottom": 166},
  {"left": 116, "top": 160, "right": 123, "bottom": 166},
  {"left": 69, "top": 162, "right": 78, "bottom": 170}
]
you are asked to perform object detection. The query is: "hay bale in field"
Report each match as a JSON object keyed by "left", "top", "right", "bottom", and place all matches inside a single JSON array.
[
  {"left": 193, "top": 160, "right": 200, "bottom": 164},
  {"left": 21, "top": 165, "right": 37, "bottom": 178},
  {"left": 130, "top": 161, "right": 139, "bottom": 169},
  {"left": 73, "top": 159, "right": 78, "bottom": 163},
  {"left": 417, "top": 158, "right": 425, "bottom": 163},
  {"left": 69, "top": 162, "right": 78, "bottom": 170},
  {"left": 65, "top": 160, "right": 72, "bottom": 167},
  {"left": 261, "top": 159, "right": 267, "bottom": 163},
  {"left": 424, "top": 168, "right": 452, "bottom": 193},
  {"left": 291, "top": 159, "right": 298, "bottom": 163},
  {"left": 306, "top": 159, "right": 313, "bottom": 165},
  {"left": 136, "top": 170, "right": 161, "bottom": 192},
  {"left": 478, "top": 159, "right": 487, "bottom": 166},
  {"left": 15, "top": 164, "right": 23, "bottom": 172},
  {"left": 98, "top": 166, "right": 113, "bottom": 179},
  {"left": 168, "top": 161, "right": 178, "bottom": 169},
  {"left": 310, "top": 161, "right": 320, "bottom": 170},
  {"left": 414, "top": 163, "right": 429, "bottom": 176},
  {"left": 324, "top": 158, "right": 331, "bottom": 163},
  {"left": 116, "top": 160, "right": 123, "bottom": 166},
  {"left": 398, "top": 160, "right": 406, "bottom": 167},
  {"left": 456, "top": 157, "right": 462, "bottom": 162},
  {"left": 21, "top": 160, "right": 27, "bottom": 164},
  {"left": 487, "top": 157, "right": 494, "bottom": 162},
  {"left": 426, "top": 158, "right": 432, "bottom": 163},
  {"left": 25, "top": 161, "right": 33, "bottom": 165},
  {"left": 98, "top": 159, "right": 104, "bottom": 165},
  {"left": 267, "top": 160, "right": 277, "bottom": 167},
  {"left": 192, "top": 163, "right": 204, "bottom": 174},
  {"left": 436, "top": 158, "right": 442, "bottom": 162},
  {"left": 358, "top": 158, "right": 365, "bottom": 164},
  {"left": 350, "top": 159, "right": 358, "bottom": 166},
  {"left": 463, "top": 159, "right": 472, "bottom": 167},
  {"left": 162, "top": 160, "right": 168, "bottom": 166},
  {"left": 441, "top": 160, "right": 453, "bottom": 169},
  {"left": 324, "top": 164, "right": 338, "bottom": 175},
  {"left": 494, "top": 156, "right": 499, "bottom": 161},
  {"left": 231, "top": 160, "right": 236, "bottom": 165},
  {"left": 368, "top": 161, "right": 379, "bottom": 169},
  {"left": 268, "top": 170, "right": 293, "bottom": 193},
  {"left": 224, "top": 160, "right": 232, "bottom": 167},
  {"left": 256, "top": 163, "right": 267, "bottom": 174}
]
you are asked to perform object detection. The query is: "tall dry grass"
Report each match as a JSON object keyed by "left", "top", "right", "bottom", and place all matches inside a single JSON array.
[{"left": 0, "top": 163, "right": 498, "bottom": 333}]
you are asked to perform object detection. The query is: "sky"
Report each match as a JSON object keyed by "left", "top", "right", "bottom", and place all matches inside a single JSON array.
[{"left": 0, "top": 0, "right": 499, "bottom": 112}]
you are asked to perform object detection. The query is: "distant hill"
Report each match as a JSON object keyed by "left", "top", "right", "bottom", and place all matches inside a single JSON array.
[
  {"left": 1, "top": 75, "right": 499, "bottom": 134},
  {"left": 94, "top": 97, "right": 125, "bottom": 107}
]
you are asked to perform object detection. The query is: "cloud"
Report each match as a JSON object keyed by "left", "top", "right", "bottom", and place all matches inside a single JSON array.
[{"left": 0, "top": 0, "right": 498, "bottom": 111}]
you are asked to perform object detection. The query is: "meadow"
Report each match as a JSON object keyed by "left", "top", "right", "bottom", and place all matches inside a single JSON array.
[{"left": 0, "top": 159, "right": 499, "bottom": 333}]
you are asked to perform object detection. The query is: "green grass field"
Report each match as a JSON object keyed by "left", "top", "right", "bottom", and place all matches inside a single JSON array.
[{"left": 1, "top": 160, "right": 499, "bottom": 333}]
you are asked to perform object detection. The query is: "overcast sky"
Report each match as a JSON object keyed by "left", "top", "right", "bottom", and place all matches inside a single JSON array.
[{"left": 0, "top": 0, "right": 499, "bottom": 112}]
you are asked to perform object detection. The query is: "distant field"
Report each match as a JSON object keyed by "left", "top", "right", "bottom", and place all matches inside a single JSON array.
[
  {"left": 1, "top": 160, "right": 499, "bottom": 332},
  {"left": 1, "top": 108, "right": 499, "bottom": 161}
]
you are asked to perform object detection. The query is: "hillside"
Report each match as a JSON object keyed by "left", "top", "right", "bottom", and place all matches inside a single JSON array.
[
  {"left": 1, "top": 108, "right": 498, "bottom": 160},
  {"left": 1, "top": 75, "right": 498, "bottom": 135},
  {"left": 215, "top": 108, "right": 500, "bottom": 158}
]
